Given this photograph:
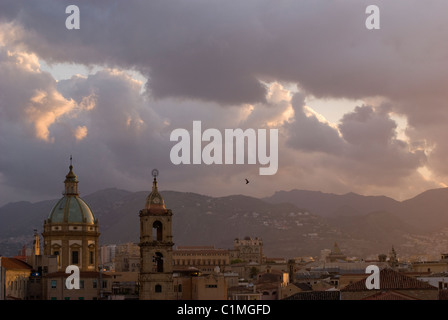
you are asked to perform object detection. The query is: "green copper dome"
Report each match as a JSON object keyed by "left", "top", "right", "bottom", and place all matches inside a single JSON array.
[
  {"left": 48, "top": 195, "right": 96, "bottom": 224},
  {"left": 47, "top": 161, "right": 97, "bottom": 224}
]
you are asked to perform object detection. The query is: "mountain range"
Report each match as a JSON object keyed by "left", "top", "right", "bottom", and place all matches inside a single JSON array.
[{"left": 1, "top": 187, "right": 448, "bottom": 260}]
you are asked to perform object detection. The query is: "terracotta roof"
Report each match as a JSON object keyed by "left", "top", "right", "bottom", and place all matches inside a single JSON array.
[
  {"left": 362, "top": 291, "right": 418, "bottom": 300},
  {"left": 256, "top": 272, "right": 283, "bottom": 284},
  {"left": 284, "top": 290, "right": 340, "bottom": 300},
  {"left": 341, "top": 268, "right": 437, "bottom": 291},
  {"left": 256, "top": 282, "right": 279, "bottom": 291},
  {"left": 293, "top": 282, "right": 313, "bottom": 291},
  {"left": 0, "top": 257, "right": 32, "bottom": 270}
]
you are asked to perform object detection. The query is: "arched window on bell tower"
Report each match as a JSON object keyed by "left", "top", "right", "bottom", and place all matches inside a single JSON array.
[
  {"left": 153, "top": 221, "right": 163, "bottom": 241},
  {"left": 153, "top": 252, "right": 164, "bottom": 272}
]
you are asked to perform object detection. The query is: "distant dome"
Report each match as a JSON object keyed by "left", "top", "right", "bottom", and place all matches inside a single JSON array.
[
  {"left": 47, "top": 161, "right": 96, "bottom": 224},
  {"left": 48, "top": 195, "right": 96, "bottom": 224}
]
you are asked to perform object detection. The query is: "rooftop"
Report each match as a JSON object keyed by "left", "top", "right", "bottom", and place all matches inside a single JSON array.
[
  {"left": 341, "top": 268, "right": 437, "bottom": 291},
  {"left": 283, "top": 290, "right": 340, "bottom": 300},
  {"left": 0, "top": 257, "right": 32, "bottom": 270}
]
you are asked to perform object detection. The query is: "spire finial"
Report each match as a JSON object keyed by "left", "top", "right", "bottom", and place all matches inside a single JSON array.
[
  {"left": 145, "top": 169, "right": 165, "bottom": 209},
  {"left": 152, "top": 169, "right": 159, "bottom": 188},
  {"left": 64, "top": 157, "right": 79, "bottom": 195}
]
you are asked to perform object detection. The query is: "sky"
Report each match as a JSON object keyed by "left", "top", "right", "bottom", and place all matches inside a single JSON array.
[{"left": 0, "top": 0, "right": 447, "bottom": 206}]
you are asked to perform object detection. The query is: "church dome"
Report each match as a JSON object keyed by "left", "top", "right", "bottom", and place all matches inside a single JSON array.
[
  {"left": 48, "top": 195, "right": 96, "bottom": 224},
  {"left": 47, "top": 161, "right": 97, "bottom": 224}
]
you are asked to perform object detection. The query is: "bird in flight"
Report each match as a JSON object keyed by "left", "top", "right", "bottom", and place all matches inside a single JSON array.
[{"left": 245, "top": 179, "right": 249, "bottom": 184}]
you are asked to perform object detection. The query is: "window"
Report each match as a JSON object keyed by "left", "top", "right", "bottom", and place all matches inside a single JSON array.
[
  {"left": 51, "top": 280, "right": 57, "bottom": 289},
  {"left": 102, "top": 280, "right": 107, "bottom": 289},
  {"left": 93, "top": 279, "right": 97, "bottom": 289},
  {"left": 153, "top": 221, "right": 163, "bottom": 241},
  {"left": 72, "top": 251, "right": 79, "bottom": 265},
  {"left": 89, "top": 251, "right": 94, "bottom": 265},
  {"left": 206, "top": 284, "right": 218, "bottom": 288},
  {"left": 155, "top": 284, "right": 162, "bottom": 293},
  {"left": 154, "top": 252, "right": 164, "bottom": 273}
]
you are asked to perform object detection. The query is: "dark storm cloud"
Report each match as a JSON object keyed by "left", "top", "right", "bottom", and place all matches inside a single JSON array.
[
  {"left": 3, "top": 0, "right": 443, "bottom": 105},
  {"left": 1, "top": 0, "right": 448, "bottom": 204},
  {"left": 338, "top": 105, "right": 426, "bottom": 184}
]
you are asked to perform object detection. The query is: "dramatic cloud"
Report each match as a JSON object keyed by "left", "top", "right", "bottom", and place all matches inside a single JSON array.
[{"left": 1, "top": 1, "right": 448, "bottom": 206}]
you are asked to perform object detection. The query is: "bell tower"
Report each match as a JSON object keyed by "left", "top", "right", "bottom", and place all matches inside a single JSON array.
[{"left": 139, "top": 169, "right": 175, "bottom": 300}]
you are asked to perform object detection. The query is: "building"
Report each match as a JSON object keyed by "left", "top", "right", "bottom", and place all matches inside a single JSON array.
[
  {"left": 41, "top": 161, "right": 110, "bottom": 300},
  {"left": 253, "top": 267, "right": 289, "bottom": 300},
  {"left": 283, "top": 290, "right": 340, "bottom": 300},
  {"left": 340, "top": 268, "right": 438, "bottom": 300},
  {"left": 27, "top": 254, "right": 58, "bottom": 300},
  {"left": 173, "top": 246, "right": 229, "bottom": 273},
  {"left": 326, "top": 242, "right": 347, "bottom": 262},
  {"left": 230, "top": 237, "right": 264, "bottom": 264},
  {"left": 106, "top": 271, "right": 139, "bottom": 300},
  {"left": 227, "top": 285, "right": 263, "bottom": 300},
  {"left": 417, "top": 272, "right": 448, "bottom": 290},
  {"left": 42, "top": 162, "right": 100, "bottom": 272},
  {"left": 43, "top": 271, "right": 112, "bottom": 300},
  {"left": 99, "top": 244, "right": 117, "bottom": 271},
  {"left": 0, "top": 257, "right": 32, "bottom": 300},
  {"left": 411, "top": 253, "right": 448, "bottom": 273},
  {"left": 114, "top": 242, "right": 140, "bottom": 272},
  {"left": 139, "top": 171, "right": 175, "bottom": 300},
  {"left": 173, "top": 269, "right": 227, "bottom": 300},
  {"left": 279, "top": 282, "right": 313, "bottom": 300}
]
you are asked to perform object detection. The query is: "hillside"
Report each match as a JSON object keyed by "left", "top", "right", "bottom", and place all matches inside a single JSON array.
[
  {"left": 264, "top": 189, "right": 399, "bottom": 217},
  {"left": 2, "top": 187, "right": 448, "bottom": 260}
]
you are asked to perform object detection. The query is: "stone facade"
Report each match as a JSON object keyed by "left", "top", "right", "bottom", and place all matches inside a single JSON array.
[
  {"left": 173, "top": 246, "right": 229, "bottom": 273},
  {"left": 230, "top": 237, "right": 264, "bottom": 264},
  {"left": 139, "top": 174, "right": 175, "bottom": 300},
  {"left": 42, "top": 163, "right": 100, "bottom": 273}
]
